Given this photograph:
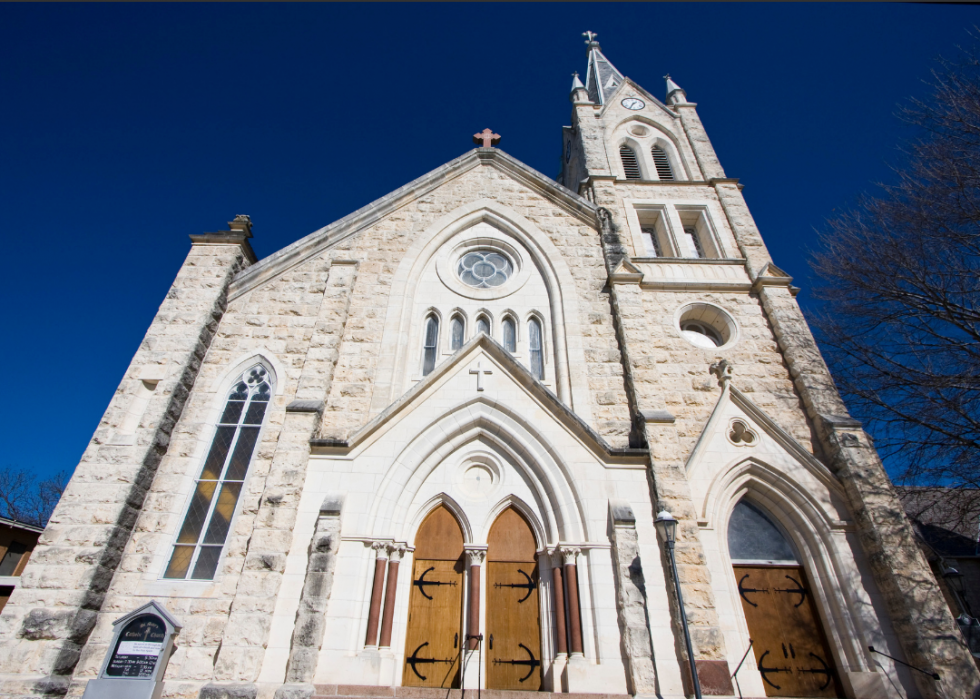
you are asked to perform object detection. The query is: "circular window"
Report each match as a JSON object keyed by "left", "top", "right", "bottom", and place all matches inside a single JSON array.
[
  {"left": 681, "top": 321, "right": 723, "bottom": 348},
  {"left": 676, "top": 302, "right": 737, "bottom": 349},
  {"left": 457, "top": 250, "right": 513, "bottom": 288}
]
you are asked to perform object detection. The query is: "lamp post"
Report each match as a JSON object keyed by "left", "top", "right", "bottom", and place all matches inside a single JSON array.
[{"left": 656, "top": 509, "right": 702, "bottom": 699}]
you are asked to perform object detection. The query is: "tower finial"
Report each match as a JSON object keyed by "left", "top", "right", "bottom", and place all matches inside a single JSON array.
[{"left": 583, "top": 30, "right": 600, "bottom": 49}]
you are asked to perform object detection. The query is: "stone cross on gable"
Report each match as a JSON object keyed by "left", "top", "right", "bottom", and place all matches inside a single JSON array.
[
  {"left": 473, "top": 128, "right": 501, "bottom": 148},
  {"left": 469, "top": 361, "right": 493, "bottom": 392}
]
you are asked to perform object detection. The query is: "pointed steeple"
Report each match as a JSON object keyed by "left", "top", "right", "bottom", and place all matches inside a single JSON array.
[
  {"left": 570, "top": 71, "right": 590, "bottom": 104},
  {"left": 582, "top": 31, "right": 624, "bottom": 105},
  {"left": 665, "top": 74, "right": 687, "bottom": 105}
]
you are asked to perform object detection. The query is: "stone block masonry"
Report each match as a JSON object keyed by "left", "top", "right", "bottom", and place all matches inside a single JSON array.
[{"left": 0, "top": 239, "right": 251, "bottom": 698}]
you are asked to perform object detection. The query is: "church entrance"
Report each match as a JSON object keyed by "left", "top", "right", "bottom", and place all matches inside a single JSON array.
[
  {"left": 403, "top": 506, "right": 464, "bottom": 688},
  {"left": 729, "top": 500, "right": 843, "bottom": 698},
  {"left": 486, "top": 507, "right": 542, "bottom": 691}
]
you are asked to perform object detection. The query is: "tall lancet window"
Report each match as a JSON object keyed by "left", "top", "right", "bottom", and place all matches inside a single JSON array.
[
  {"left": 476, "top": 315, "right": 491, "bottom": 336},
  {"left": 165, "top": 365, "right": 272, "bottom": 580},
  {"left": 450, "top": 315, "right": 465, "bottom": 352},
  {"left": 528, "top": 318, "right": 544, "bottom": 380},
  {"left": 422, "top": 315, "right": 439, "bottom": 376},
  {"left": 651, "top": 146, "right": 674, "bottom": 180},
  {"left": 502, "top": 317, "right": 517, "bottom": 353},
  {"left": 620, "top": 145, "right": 641, "bottom": 179}
]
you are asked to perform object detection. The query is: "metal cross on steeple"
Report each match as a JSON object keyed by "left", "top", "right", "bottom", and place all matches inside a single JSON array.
[
  {"left": 473, "top": 128, "right": 501, "bottom": 148},
  {"left": 583, "top": 30, "right": 599, "bottom": 46}
]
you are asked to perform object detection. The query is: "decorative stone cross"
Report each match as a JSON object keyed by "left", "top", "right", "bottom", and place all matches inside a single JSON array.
[
  {"left": 473, "top": 128, "right": 501, "bottom": 148},
  {"left": 583, "top": 30, "right": 599, "bottom": 45},
  {"left": 469, "top": 361, "right": 493, "bottom": 392}
]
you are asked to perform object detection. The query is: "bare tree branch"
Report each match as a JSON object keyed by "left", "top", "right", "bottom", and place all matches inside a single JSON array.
[
  {"left": 809, "top": 42, "right": 980, "bottom": 521},
  {"left": 0, "top": 465, "right": 68, "bottom": 527}
]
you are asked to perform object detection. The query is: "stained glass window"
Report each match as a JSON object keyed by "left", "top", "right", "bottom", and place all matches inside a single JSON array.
[
  {"left": 422, "top": 315, "right": 439, "bottom": 376},
  {"left": 457, "top": 251, "right": 513, "bottom": 288},
  {"left": 502, "top": 317, "right": 516, "bottom": 353},
  {"left": 450, "top": 316, "right": 464, "bottom": 351},
  {"left": 529, "top": 318, "right": 544, "bottom": 380},
  {"left": 728, "top": 500, "right": 799, "bottom": 564},
  {"left": 164, "top": 365, "right": 272, "bottom": 580}
]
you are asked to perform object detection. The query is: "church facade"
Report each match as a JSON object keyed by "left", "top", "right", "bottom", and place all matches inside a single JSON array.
[{"left": 1, "top": 36, "right": 977, "bottom": 699}]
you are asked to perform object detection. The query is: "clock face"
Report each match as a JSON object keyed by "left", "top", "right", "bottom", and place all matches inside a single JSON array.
[{"left": 621, "top": 98, "right": 645, "bottom": 111}]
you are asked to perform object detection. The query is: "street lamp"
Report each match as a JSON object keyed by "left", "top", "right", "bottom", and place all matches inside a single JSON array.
[{"left": 656, "top": 509, "right": 702, "bottom": 699}]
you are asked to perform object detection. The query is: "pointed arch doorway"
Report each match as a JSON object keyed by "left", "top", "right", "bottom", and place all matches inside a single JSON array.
[
  {"left": 486, "top": 507, "right": 542, "bottom": 691},
  {"left": 729, "top": 500, "right": 844, "bottom": 698},
  {"left": 403, "top": 505, "right": 465, "bottom": 688}
]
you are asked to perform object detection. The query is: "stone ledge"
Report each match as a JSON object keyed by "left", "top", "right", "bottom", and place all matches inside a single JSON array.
[{"left": 287, "top": 400, "right": 325, "bottom": 414}]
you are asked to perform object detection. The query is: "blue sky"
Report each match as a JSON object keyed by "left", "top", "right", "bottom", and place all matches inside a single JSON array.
[{"left": 1, "top": 3, "right": 976, "bottom": 483}]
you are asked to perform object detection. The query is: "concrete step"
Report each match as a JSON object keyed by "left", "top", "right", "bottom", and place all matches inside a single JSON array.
[{"left": 312, "top": 686, "right": 631, "bottom": 699}]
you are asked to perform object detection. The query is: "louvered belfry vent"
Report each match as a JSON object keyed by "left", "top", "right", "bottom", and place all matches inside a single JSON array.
[
  {"left": 620, "top": 145, "right": 641, "bottom": 179},
  {"left": 651, "top": 146, "right": 674, "bottom": 180}
]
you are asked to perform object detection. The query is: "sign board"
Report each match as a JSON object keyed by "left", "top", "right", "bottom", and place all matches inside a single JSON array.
[{"left": 82, "top": 601, "right": 181, "bottom": 699}]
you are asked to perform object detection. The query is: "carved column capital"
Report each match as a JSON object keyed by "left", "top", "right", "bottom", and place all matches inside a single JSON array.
[
  {"left": 371, "top": 541, "right": 390, "bottom": 559},
  {"left": 388, "top": 544, "right": 408, "bottom": 562},
  {"left": 464, "top": 546, "right": 488, "bottom": 566},
  {"left": 559, "top": 546, "right": 581, "bottom": 566}
]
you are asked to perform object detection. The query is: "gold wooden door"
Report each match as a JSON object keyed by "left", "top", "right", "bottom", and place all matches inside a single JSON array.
[
  {"left": 403, "top": 506, "right": 464, "bottom": 688},
  {"left": 735, "top": 565, "right": 843, "bottom": 697},
  {"left": 486, "top": 508, "right": 542, "bottom": 691}
]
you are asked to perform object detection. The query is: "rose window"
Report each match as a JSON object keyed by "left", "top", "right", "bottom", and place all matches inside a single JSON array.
[{"left": 457, "top": 251, "right": 513, "bottom": 288}]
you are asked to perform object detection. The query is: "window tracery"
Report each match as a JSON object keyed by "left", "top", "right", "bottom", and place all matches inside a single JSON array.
[{"left": 164, "top": 364, "right": 272, "bottom": 580}]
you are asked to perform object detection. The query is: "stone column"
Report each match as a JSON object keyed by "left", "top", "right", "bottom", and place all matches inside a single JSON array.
[
  {"left": 464, "top": 547, "right": 486, "bottom": 651},
  {"left": 551, "top": 554, "right": 568, "bottom": 656},
  {"left": 0, "top": 220, "right": 253, "bottom": 698},
  {"left": 378, "top": 545, "right": 405, "bottom": 648},
  {"left": 277, "top": 495, "right": 343, "bottom": 698},
  {"left": 364, "top": 543, "right": 390, "bottom": 648},
  {"left": 560, "top": 548, "right": 583, "bottom": 656},
  {"left": 608, "top": 501, "right": 661, "bottom": 696}
]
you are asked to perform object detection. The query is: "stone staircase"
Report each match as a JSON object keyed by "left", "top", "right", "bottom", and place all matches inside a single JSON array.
[{"left": 312, "top": 686, "right": 631, "bottom": 699}]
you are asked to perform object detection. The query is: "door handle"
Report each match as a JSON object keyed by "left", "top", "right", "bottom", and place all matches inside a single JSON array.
[
  {"left": 454, "top": 633, "right": 458, "bottom": 649},
  {"left": 489, "top": 634, "right": 493, "bottom": 650}
]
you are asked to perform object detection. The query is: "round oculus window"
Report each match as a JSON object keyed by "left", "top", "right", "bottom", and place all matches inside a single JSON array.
[
  {"left": 457, "top": 250, "right": 513, "bottom": 288},
  {"left": 680, "top": 320, "right": 724, "bottom": 348}
]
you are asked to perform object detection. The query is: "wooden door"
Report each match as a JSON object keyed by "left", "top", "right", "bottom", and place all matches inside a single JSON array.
[
  {"left": 734, "top": 565, "right": 843, "bottom": 697},
  {"left": 403, "top": 506, "right": 464, "bottom": 688},
  {"left": 486, "top": 508, "right": 542, "bottom": 691}
]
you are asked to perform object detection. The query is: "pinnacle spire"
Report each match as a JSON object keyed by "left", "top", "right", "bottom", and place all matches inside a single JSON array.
[
  {"left": 664, "top": 74, "right": 687, "bottom": 105},
  {"left": 581, "top": 31, "right": 624, "bottom": 105}
]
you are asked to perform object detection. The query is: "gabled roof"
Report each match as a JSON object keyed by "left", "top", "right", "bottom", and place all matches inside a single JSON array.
[
  {"left": 310, "top": 332, "right": 648, "bottom": 463},
  {"left": 686, "top": 381, "right": 842, "bottom": 496},
  {"left": 601, "top": 77, "right": 678, "bottom": 120},
  {"left": 227, "top": 149, "right": 598, "bottom": 302}
]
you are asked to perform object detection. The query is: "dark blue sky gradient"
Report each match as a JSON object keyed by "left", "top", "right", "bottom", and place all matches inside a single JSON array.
[{"left": 1, "top": 3, "right": 975, "bottom": 482}]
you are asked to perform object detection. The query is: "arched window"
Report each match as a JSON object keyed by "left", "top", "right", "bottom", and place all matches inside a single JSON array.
[
  {"left": 651, "top": 145, "right": 674, "bottom": 181},
  {"left": 422, "top": 315, "right": 439, "bottom": 376},
  {"left": 164, "top": 364, "right": 273, "bottom": 580},
  {"left": 728, "top": 500, "right": 798, "bottom": 564},
  {"left": 502, "top": 317, "right": 517, "bottom": 353},
  {"left": 476, "top": 315, "right": 491, "bottom": 336},
  {"left": 450, "top": 315, "right": 465, "bottom": 351},
  {"left": 619, "top": 145, "right": 641, "bottom": 179},
  {"left": 528, "top": 318, "right": 544, "bottom": 380}
]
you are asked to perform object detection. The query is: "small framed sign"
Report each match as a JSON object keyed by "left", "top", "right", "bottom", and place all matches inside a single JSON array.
[{"left": 82, "top": 601, "right": 181, "bottom": 699}]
